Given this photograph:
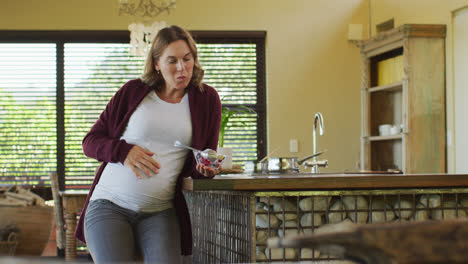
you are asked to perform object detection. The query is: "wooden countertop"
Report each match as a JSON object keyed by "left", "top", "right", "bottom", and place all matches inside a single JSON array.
[{"left": 183, "top": 173, "right": 468, "bottom": 191}]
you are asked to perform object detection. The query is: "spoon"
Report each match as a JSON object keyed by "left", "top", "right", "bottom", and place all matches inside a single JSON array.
[{"left": 174, "top": 141, "right": 218, "bottom": 161}]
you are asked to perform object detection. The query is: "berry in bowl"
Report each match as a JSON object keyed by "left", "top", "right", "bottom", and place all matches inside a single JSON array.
[
  {"left": 193, "top": 150, "right": 225, "bottom": 169},
  {"left": 174, "top": 141, "right": 225, "bottom": 169}
]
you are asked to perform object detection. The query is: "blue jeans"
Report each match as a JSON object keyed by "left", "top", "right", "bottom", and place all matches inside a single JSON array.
[{"left": 84, "top": 199, "right": 182, "bottom": 264}]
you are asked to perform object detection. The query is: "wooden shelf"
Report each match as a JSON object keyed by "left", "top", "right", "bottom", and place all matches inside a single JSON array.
[
  {"left": 367, "top": 134, "right": 403, "bottom": 141},
  {"left": 358, "top": 24, "right": 446, "bottom": 173},
  {"left": 369, "top": 81, "right": 403, "bottom": 93}
]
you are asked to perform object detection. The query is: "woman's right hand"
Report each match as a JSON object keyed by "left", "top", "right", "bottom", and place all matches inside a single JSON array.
[{"left": 123, "top": 145, "right": 161, "bottom": 179}]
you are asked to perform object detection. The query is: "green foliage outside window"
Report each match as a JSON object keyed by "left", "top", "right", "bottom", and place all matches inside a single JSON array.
[
  {"left": 0, "top": 90, "right": 56, "bottom": 185},
  {"left": 0, "top": 40, "right": 263, "bottom": 189}
]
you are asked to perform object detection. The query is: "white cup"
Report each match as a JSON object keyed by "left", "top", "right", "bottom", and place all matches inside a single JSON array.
[
  {"left": 379, "top": 124, "right": 392, "bottom": 136},
  {"left": 244, "top": 161, "right": 255, "bottom": 174},
  {"left": 217, "top": 147, "right": 232, "bottom": 169},
  {"left": 390, "top": 125, "right": 399, "bottom": 135}
]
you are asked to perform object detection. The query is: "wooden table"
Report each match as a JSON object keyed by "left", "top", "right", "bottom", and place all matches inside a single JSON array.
[
  {"left": 61, "top": 190, "right": 88, "bottom": 261},
  {"left": 268, "top": 218, "right": 468, "bottom": 264}
]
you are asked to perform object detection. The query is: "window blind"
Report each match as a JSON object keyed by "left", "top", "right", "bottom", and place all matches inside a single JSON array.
[
  {"left": 0, "top": 30, "right": 266, "bottom": 190},
  {"left": 198, "top": 43, "right": 259, "bottom": 163},
  {"left": 64, "top": 43, "right": 144, "bottom": 189},
  {"left": 64, "top": 43, "right": 260, "bottom": 188},
  {"left": 0, "top": 44, "right": 57, "bottom": 186}
]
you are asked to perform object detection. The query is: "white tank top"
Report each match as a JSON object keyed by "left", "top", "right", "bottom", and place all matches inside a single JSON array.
[{"left": 91, "top": 91, "right": 192, "bottom": 213}]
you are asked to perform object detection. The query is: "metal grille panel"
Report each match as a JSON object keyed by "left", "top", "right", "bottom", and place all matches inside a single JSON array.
[
  {"left": 255, "top": 189, "right": 468, "bottom": 262},
  {"left": 185, "top": 191, "right": 253, "bottom": 264},
  {"left": 185, "top": 188, "right": 468, "bottom": 263}
]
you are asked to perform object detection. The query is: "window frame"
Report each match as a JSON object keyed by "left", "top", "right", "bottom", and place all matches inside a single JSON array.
[{"left": 0, "top": 30, "right": 266, "bottom": 190}]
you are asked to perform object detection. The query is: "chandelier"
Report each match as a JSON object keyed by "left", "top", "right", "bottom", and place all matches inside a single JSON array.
[
  {"left": 129, "top": 21, "right": 167, "bottom": 56},
  {"left": 119, "top": 0, "right": 176, "bottom": 17},
  {"left": 120, "top": 0, "right": 175, "bottom": 57}
]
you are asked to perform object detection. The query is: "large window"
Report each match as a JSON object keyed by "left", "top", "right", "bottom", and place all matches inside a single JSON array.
[
  {"left": 0, "top": 30, "right": 266, "bottom": 190},
  {"left": 64, "top": 43, "right": 145, "bottom": 189},
  {"left": 0, "top": 44, "right": 57, "bottom": 185}
]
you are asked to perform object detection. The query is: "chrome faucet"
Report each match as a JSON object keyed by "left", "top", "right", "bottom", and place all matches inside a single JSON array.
[
  {"left": 305, "top": 112, "right": 328, "bottom": 173},
  {"left": 312, "top": 112, "right": 324, "bottom": 155}
]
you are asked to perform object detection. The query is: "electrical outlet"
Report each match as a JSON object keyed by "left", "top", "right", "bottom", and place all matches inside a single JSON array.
[{"left": 289, "top": 139, "right": 298, "bottom": 153}]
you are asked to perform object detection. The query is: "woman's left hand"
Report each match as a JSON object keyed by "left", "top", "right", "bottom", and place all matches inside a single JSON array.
[{"left": 196, "top": 164, "right": 221, "bottom": 177}]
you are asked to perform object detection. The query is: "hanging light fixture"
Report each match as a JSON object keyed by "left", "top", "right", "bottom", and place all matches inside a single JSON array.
[
  {"left": 119, "top": 0, "right": 176, "bottom": 18},
  {"left": 119, "top": 0, "right": 175, "bottom": 57},
  {"left": 128, "top": 21, "right": 167, "bottom": 56}
]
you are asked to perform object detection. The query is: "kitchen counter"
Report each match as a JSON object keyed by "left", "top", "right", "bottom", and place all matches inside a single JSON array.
[
  {"left": 183, "top": 173, "right": 468, "bottom": 191},
  {"left": 182, "top": 173, "right": 468, "bottom": 263}
]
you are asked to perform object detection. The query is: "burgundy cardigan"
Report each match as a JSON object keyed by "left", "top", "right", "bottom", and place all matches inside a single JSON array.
[{"left": 75, "top": 79, "right": 221, "bottom": 256}]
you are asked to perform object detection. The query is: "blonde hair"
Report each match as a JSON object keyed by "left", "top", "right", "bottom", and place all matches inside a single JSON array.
[{"left": 141, "top": 25, "right": 204, "bottom": 92}]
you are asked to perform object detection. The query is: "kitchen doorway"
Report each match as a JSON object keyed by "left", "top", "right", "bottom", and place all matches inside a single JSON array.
[{"left": 454, "top": 6, "right": 468, "bottom": 173}]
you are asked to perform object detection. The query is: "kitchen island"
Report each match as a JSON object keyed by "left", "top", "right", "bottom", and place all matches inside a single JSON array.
[{"left": 182, "top": 173, "right": 468, "bottom": 263}]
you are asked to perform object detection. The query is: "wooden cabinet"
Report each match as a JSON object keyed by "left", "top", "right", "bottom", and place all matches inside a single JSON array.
[{"left": 356, "top": 24, "right": 446, "bottom": 173}]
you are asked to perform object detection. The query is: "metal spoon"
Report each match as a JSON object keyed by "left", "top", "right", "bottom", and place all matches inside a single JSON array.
[{"left": 174, "top": 141, "right": 218, "bottom": 161}]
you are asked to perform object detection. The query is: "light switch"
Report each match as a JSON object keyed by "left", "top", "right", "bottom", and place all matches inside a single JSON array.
[{"left": 289, "top": 139, "right": 298, "bottom": 153}]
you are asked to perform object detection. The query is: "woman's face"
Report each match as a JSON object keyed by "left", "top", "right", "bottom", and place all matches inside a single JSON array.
[{"left": 154, "top": 39, "right": 194, "bottom": 91}]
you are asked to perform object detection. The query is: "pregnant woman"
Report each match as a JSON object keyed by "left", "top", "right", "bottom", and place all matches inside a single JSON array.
[{"left": 75, "top": 25, "right": 222, "bottom": 263}]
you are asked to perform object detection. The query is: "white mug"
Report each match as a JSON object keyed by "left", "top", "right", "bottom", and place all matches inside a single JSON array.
[
  {"left": 390, "top": 125, "right": 399, "bottom": 135},
  {"left": 379, "top": 124, "right": 392, "bottom": 136}
]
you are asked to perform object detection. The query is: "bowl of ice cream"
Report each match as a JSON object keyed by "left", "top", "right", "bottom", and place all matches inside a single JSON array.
[{"left": 193, "top": 149, "right": 225, "bottom": 169}]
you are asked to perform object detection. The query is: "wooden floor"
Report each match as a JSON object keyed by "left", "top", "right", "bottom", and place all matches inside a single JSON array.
[
  {"left": 41, "top": 224, "right": 57, "bottom": 257},
  {"left": 39, "top": 225, "right": 91, "bottom": 262}
]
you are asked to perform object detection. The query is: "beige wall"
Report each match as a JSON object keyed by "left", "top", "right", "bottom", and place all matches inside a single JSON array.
[
  {"left": 0, "top": 0, "right": 369, "bottom": 172},
  {"left": 453, "top": 7, "right": 468, "bottom": 173},
  {"left": 370, "top": 0, "right": 468, "bottom": 173}
]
